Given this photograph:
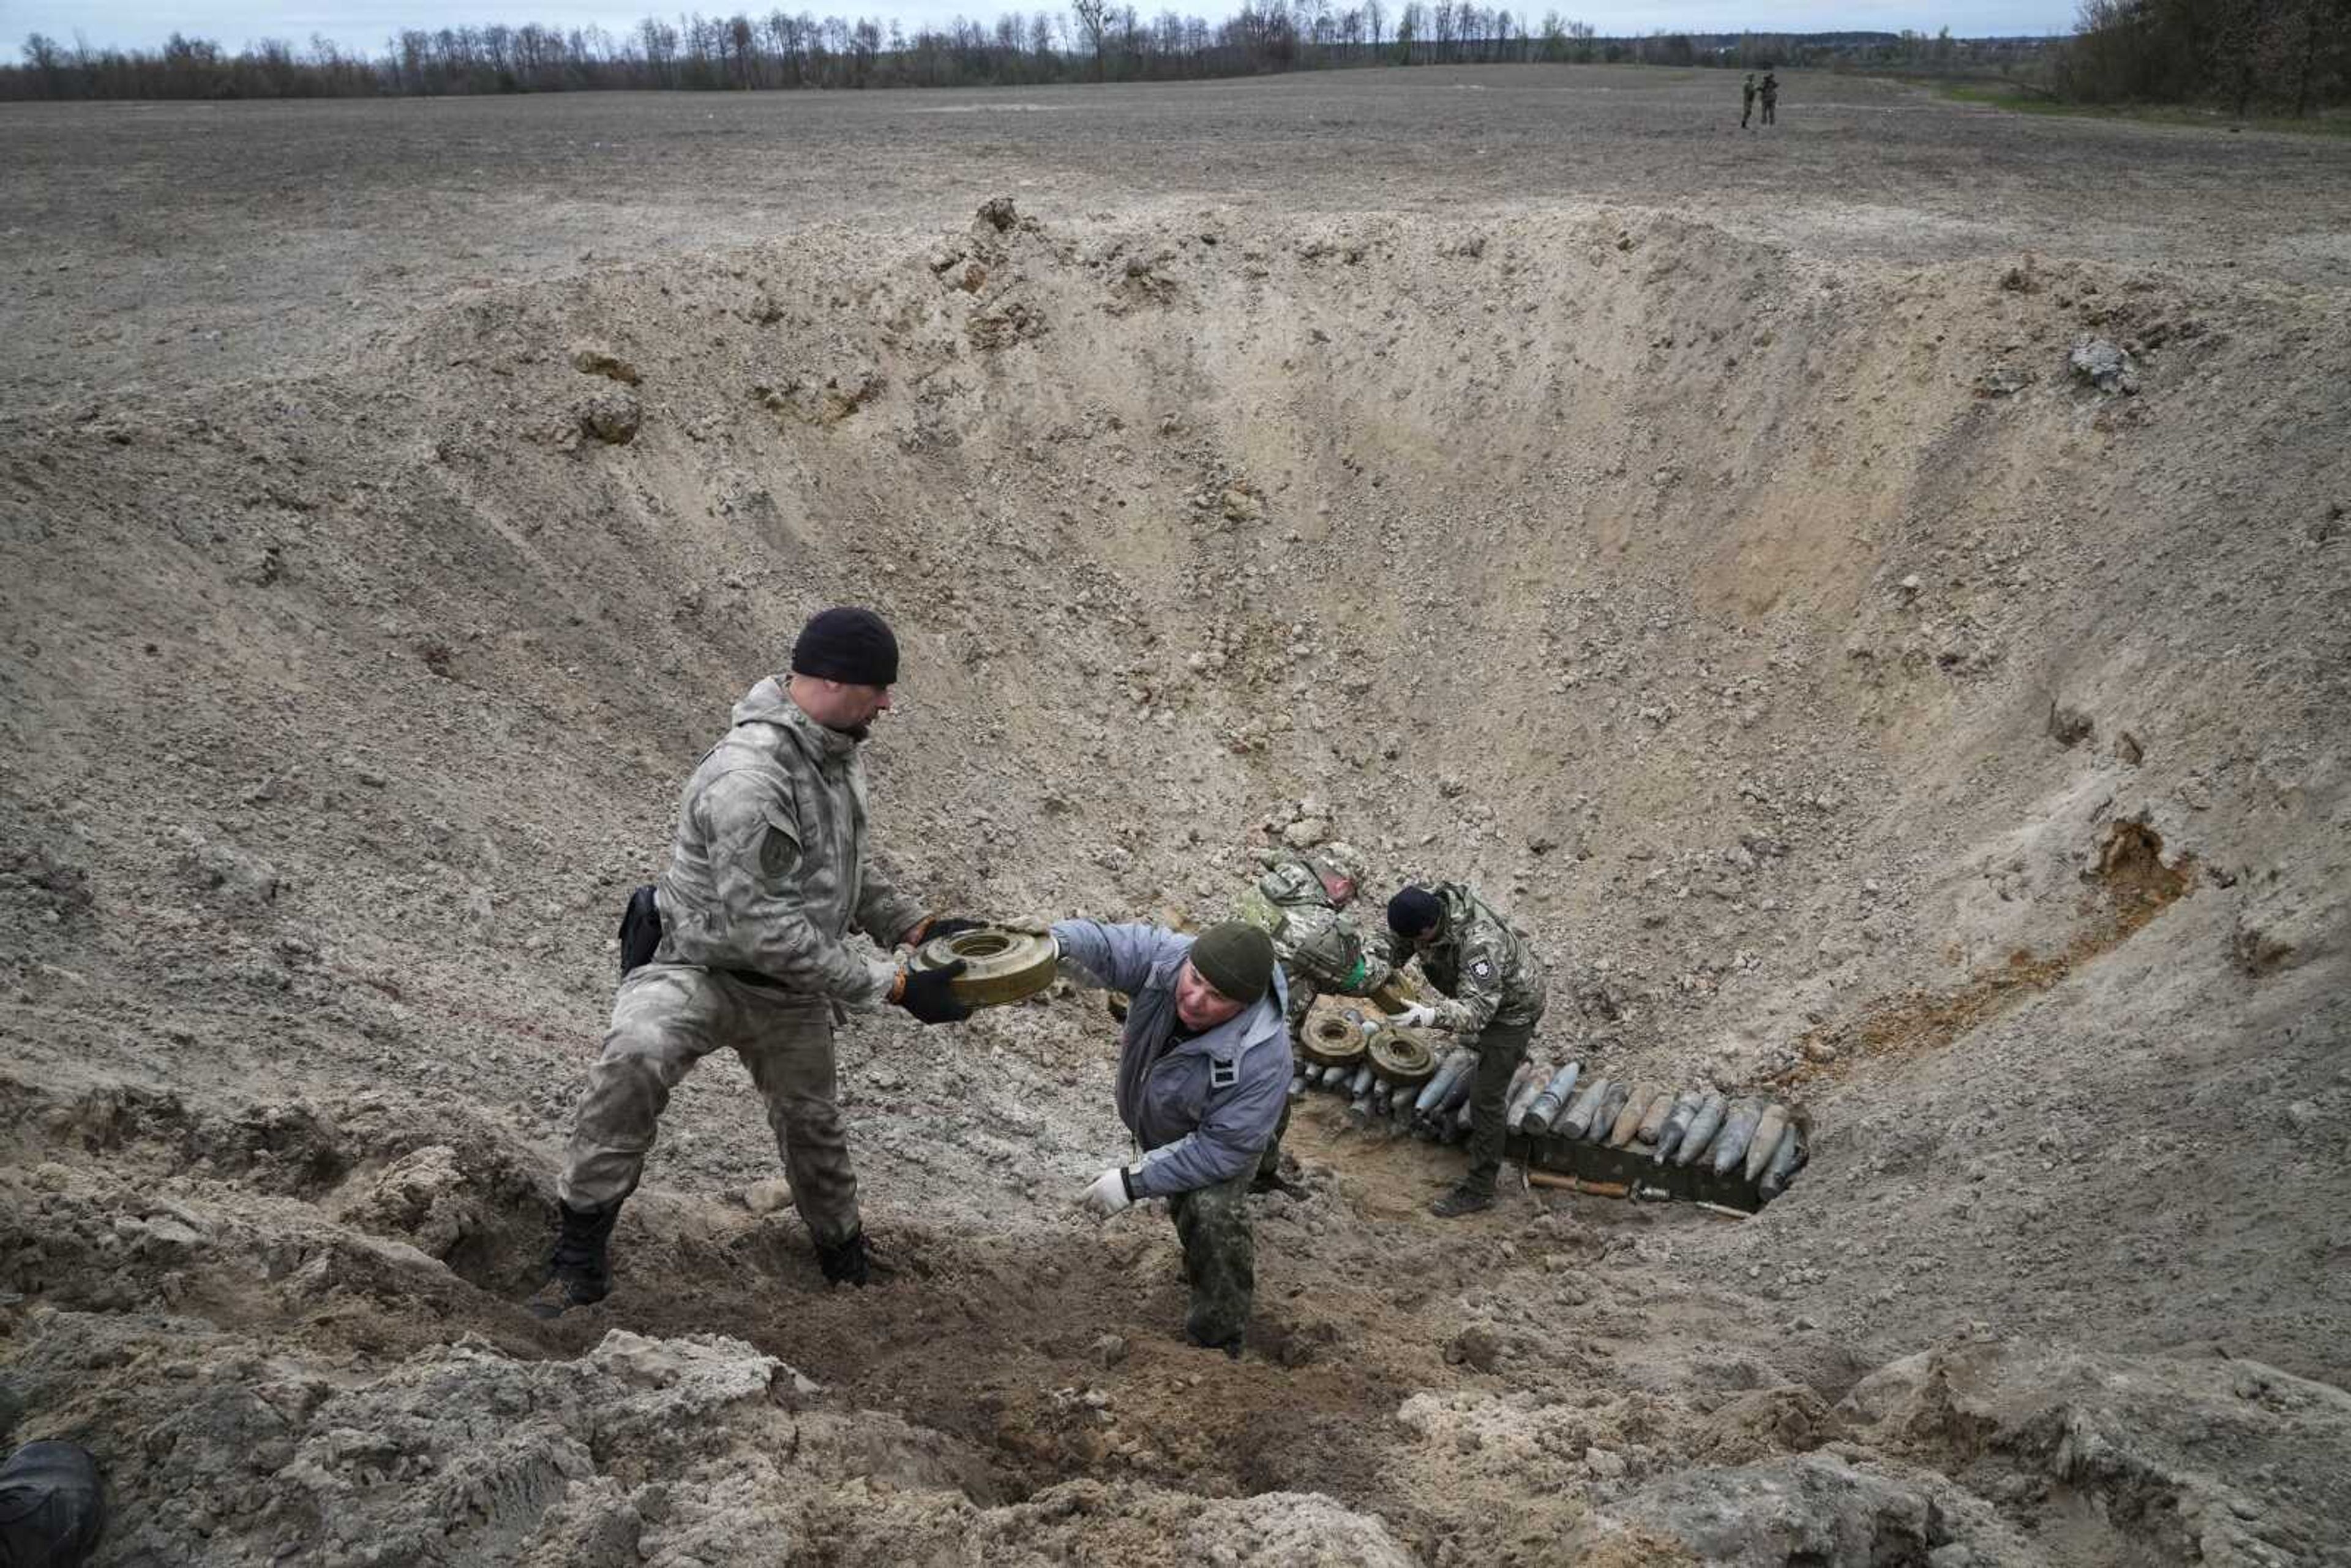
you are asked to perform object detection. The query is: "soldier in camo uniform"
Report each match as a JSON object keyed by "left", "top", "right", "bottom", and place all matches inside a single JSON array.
[
  {"left": 1231, "top": 840, "right": 1395, "bottom": 1190},
  {"left": 527, "top": 607, "right": 981, "bottom": 1318},
  {"left": 1234, "top": 841, "right": 1393, "bottom": 1022},
  {"left": 1377, "top": 883, "right": 1549, "bottom": 1217}
]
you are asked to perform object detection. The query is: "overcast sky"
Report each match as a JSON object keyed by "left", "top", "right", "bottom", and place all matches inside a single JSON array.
[{"left": 7, "top": 0, "right": 2078, "bottom": 53}]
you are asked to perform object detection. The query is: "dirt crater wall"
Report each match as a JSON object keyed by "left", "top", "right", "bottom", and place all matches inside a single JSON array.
[{"left": 2, "top": 201, "right": 2347, "bottom": 1564}]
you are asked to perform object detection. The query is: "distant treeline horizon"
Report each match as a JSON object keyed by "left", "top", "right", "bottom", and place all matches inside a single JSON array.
[{"left": 4, "top": 0, "right": 2341, "bottom": 114}]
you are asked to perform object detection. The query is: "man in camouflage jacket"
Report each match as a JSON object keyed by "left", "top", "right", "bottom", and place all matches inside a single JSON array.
[
  {"left": 1234, "top": 841, "right": 1394, "bottom": 1022},
  {"left": 1230, "top": 840, "right": 1393, "bottom": 1188},
  {"left": 530, "top": 607, "right": 978, "bottom": 1318},
  {"left": 1376, "top": 882, "right": 1548, "bottom": 1217}
]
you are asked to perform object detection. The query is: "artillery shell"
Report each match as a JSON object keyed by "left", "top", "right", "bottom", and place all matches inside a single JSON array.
[
  {"left": 1289, "top": 1071, "right": 1308, "bottom": 1101},
  {"left": 1505, "top": 1062, "right": 1551, "bottom": 1132},
  {"left": 1348, "top": 1063, "right": 1378, "bottom": 1098},
  {"left": 1610, "top": 1084, "right": 1661, "bottom": 1147},
  {"left": 1521, "top": 1063, "right": 1581, "bottom": 1135},
  {"left": 1760, "top": 1123, "right": 1809, "bottom": 1198},
  {"left": 1743, "top": 1105, "right": 1791, "bottom": 1184},
  {"left": 1586, "top": 1082, "right": 1630, "bottom": 1142},
  {"left": 1436, "top": 1056, "right": 1480, "bottom": 1118},
  {"left": 1501, "top": 1059, "right": 1541, "bottom": 1117},
  {"left": 1559, "top": 1077, "right": 1611, "bottom": 1141},
  {"left": 1674, "top": 1093, "right": 1729, "bottom": 1166},
  {"left": 1415, "top": 1048, "right": 1474, "bottom": 1116},
  {"left": 1652, "top": 1090, "right": 1704, "bottom": 1163},
  {"left": 1709, "top": 1098, "right": 1764, "bottom": 1176},
  {"left": 1635, "top": 1089, "right": 1675, "bottom": 1144}
]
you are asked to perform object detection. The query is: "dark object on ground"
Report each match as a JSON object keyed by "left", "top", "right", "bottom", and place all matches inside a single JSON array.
[
  {"left": 1430, "top": 1184, "right": 1495, "bottom": 1218},
  {"left": 0, "top": 1441, "right": 107, "bottom": 1568},
  {"left": 816, "top": 1228, "right": 871, "bottom": 1286},
  {"left": 526, "top": 1200, "right": 619, "bottom": 1319}
]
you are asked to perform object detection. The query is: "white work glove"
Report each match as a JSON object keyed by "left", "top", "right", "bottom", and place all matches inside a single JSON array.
[
  {"left": 1078, "top": 1168, "right": 1134, "bottom": 1218},
  {"left": 1390, "top": 1002, "right": 1439, "bottom": 1029}
]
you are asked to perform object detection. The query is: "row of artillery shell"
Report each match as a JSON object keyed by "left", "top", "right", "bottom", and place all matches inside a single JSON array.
[{"left": 1509, "top": 1064, "right": 1810, "bottom": 1196}]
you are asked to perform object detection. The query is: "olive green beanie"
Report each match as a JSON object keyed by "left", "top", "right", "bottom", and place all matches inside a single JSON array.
[{"left": 1188, "top": 921, "right": 1277, "bottom": 1006}]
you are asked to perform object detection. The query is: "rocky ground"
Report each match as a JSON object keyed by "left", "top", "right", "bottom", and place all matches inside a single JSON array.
[{"left": 2, "top": 67, "right": 2349, "bottom": 1567}]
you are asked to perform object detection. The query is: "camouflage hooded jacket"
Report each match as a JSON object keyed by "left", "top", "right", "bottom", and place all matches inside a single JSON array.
[
  {"left": 1231, "top": 850, "right": 1394, "bottom": 1001},
  {"left": 650, "top": 677, "right": 926, "bottom": 1007},
  {"left": 1368, "top": 882, "right": 1547, "bottom": 1034}
]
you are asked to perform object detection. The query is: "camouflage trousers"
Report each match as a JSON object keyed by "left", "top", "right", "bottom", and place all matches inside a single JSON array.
[
  {"left": 1168, "top": 1171, "right": 1255, "bottom": 1349},
  {"left": 1256, "top": 1098, "right": 1292, "bottom": 1184},
  {"left": 559, "top": 963, "right": 860, "bottom": 1244},
  {"left": 1460, "top": 1018, "right": 1537, "bottom": 1198}
]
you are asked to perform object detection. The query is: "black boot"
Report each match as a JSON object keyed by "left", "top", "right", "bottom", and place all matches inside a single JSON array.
[
  {"left": 813, "top": 1227, "right": 869, "bottom": 1288},
  {"left": 1185, "top": 1325, "right": 1245, "bottom": 1360},
  {"left": 1429, "top": 1183, "right": 1494, "bottom": 1219},
  {"left": 525, "top": 1199, "right": 620, "bottom": 1319}
]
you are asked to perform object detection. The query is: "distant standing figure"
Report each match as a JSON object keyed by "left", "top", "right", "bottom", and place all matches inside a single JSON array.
[
  {"left": 1760, "top": 70, "right": 1780, "bottom": 126},
  {"left": 1741, "top": 72, "right": 1757, "bottom": 130}
]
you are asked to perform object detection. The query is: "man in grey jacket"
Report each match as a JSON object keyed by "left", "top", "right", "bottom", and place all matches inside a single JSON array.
[
  {"left": 1061, "top": 919, "right": 1288, "bottom": 1357},
  {"left": 529, "top": 607, "right": 978, "bottom": 1318}
]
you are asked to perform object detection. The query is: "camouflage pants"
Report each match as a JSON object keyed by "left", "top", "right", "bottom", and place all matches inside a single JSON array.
[
  {"left": 559, "top": 963, "right": 860, "bottom": 1244},
  {"left": 1168, "top": 1171, "right": 1255, "bottom": 1349},
  {"left": 1256, "top": 1097, "right": 1292, "bottom": 1184},
  {"left": 1461, "top": 1018, "right": 1537, "bottom": 1197}
]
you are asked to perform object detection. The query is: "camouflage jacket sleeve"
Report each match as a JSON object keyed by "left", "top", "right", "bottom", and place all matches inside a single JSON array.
[
  {"left": 1430, "top": 921, "right": 1510, "bottom": 1035},
  {"left": 852, "top": 847, "right": 926, "bottom": 953},
  {"left": 696, "top": 770, "right": 898, "bottom": 1006},
  {"left": 1360, "top": 925, "right": 1409, "bottom": 980}
]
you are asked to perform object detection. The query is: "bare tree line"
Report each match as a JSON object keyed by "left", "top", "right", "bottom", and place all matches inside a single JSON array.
[
  {"left": 4, "top": 1, "right": 2339, "bottom": 111},
  {"left": 0, "top": 15, "right": 2035, "bottom": 100},
  {"left": 8, "top": 6, "right": 1605, "bottom": 99}
]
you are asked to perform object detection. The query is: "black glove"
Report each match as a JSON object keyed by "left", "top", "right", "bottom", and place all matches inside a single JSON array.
[
  {"left": 894, "top": 959, "right": 971, "bottom": 1024},
  {"left": 921, "top": 917, "right": 988, "bottom": 943}
]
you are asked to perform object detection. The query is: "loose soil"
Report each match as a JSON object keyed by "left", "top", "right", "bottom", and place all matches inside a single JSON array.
[{"left": 2, "top": 64, "right": 2348, "bottom": 1567}]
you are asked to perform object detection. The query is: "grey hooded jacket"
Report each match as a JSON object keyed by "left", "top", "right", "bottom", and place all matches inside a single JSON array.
[
  {"left": 1052, "top": 920, "right": 1291, "bottom": 1199},
  {"left": 651, "top": 677, "right": 926, "bottom": 1007}
]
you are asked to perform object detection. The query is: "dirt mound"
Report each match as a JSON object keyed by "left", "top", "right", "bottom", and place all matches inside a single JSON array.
[{"left": 2, "top": 190, "right": 2347, "bottom": 1564}]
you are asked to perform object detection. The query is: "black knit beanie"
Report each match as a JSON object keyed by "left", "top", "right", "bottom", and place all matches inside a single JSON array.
[
  {"left": 1387, "top": 886, "right": 1444, "bottom": 937},
  {"left": 791, "top": 607, "right": 899, "bottom": 686},
  {"left": 1188, "top": 922, "right": 1276, "bottom": 1006}
]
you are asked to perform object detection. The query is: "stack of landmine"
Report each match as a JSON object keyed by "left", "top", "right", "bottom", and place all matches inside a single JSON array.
[{"left": 1291, "top": 1040, "right": 1809, "bottom": 1209}]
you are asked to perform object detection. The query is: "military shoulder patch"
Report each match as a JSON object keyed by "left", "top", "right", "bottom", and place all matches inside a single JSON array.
[
  {"left": 1209, "top": 1058, "right": 1239, "bottom": 1090},
  {"left": 1471, "top": 959, "right": 1495, "bottom": 980}
]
